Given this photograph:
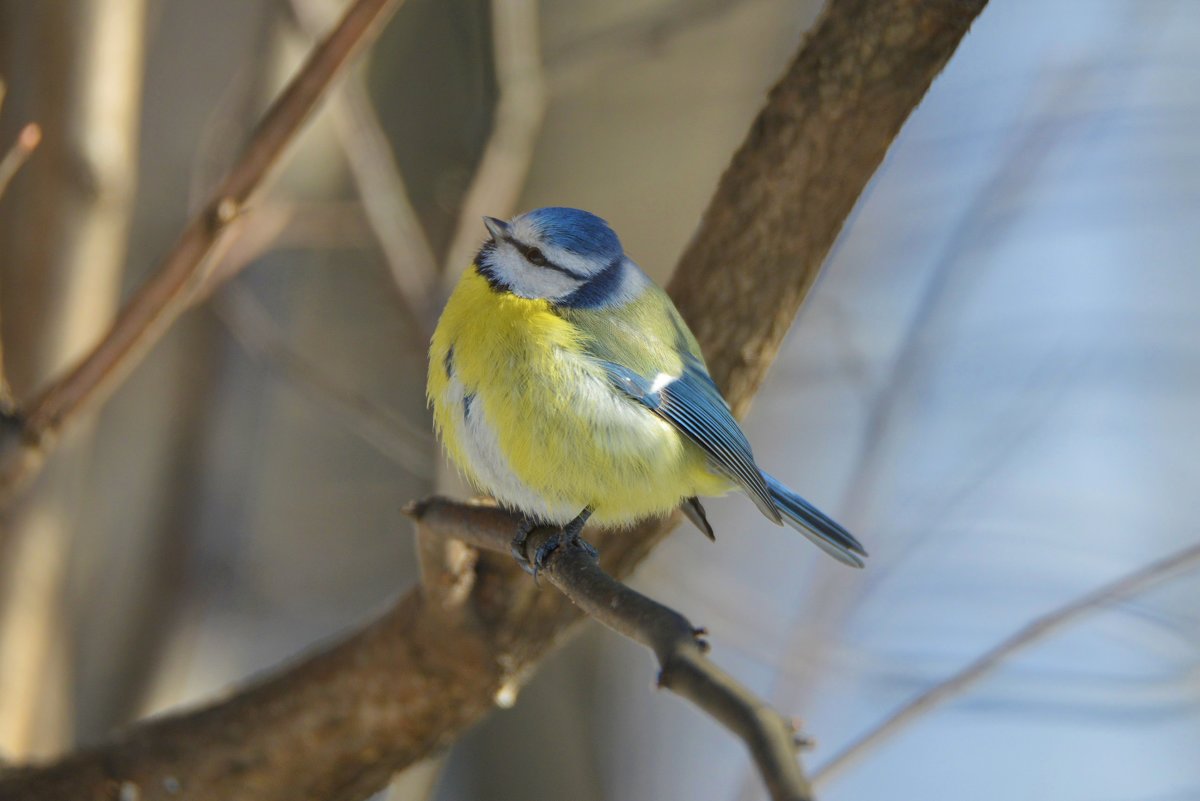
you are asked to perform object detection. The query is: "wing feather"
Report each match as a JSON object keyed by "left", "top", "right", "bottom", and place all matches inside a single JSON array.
[
  {"left": 597, "top": 359, "right": 781, "bottom": 523},
  {"left": 561, "top": 278, "right": 780, "bottom": 523}
]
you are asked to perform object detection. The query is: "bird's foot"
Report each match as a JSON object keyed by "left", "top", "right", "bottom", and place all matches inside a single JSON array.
[
  {"left": 511, "top": 507, "right": 597, "bottom": 579},
  {"left": 510, "top": 517, "right": 538, "bottom": 575}
]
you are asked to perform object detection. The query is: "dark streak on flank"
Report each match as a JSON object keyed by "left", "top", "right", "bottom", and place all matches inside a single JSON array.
[
  {"left": 444, "top": 344, "right": 455, "bottom": 378},
  {"left": 463, "top": 392, "right": 474, "bottom": 422}
]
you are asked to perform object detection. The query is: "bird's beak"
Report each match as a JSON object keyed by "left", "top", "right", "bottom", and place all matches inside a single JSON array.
[{"left": 483, "top": 216, "right": 510, "bottom": 241}]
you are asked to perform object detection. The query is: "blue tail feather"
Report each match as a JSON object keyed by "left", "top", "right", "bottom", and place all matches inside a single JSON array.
[{"left": 762, "top": 472, "right": 866, "bottom": 568}]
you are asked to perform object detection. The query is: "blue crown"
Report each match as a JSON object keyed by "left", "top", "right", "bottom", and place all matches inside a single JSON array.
[{"left": 523, "top": 207, "right": 622, "bottom": 261}]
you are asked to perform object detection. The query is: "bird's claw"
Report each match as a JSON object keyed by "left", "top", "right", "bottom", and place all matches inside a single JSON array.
[
  {"left": 532, "top": 533, "right": 562, "bottom": 577},
  {"left": 510, "top": 513, "right": 599, "bottom": 580},
  {"left": 511, "top": 518, "right": 537, "bottom": 575}
]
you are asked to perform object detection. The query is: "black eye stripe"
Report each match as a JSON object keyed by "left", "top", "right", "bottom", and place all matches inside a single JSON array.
[{"left": 512, "top": 239, "right": 588, "bottom": 280}]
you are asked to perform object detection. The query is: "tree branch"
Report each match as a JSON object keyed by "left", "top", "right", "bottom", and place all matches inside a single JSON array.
[
  {"left": 400, "top": 499, "right": 812, "bottom": 801},
  {"left": 0, "top": 0, "right": 407, "bottom": 504},
  {"left": 670, "top": 0, "right": 987, "bottom": 411},
  {"left": 0, "top": 0, "right": 987, "bottom": 797},
  {"left": 439, "top": 0, "right": 546, "bottom": 289},
  {"left": 518, "top": 519, "right": 814, "bottom": 801},
  {"left": 288, "top": 0, "right": 441, "bottom": 323},
  {"left": 212, "top": 286, "right": 434, "bottom": 477},
  {"left": 812, "top": 539, "right": 1200, "bottom": 785},
  {"left": 0, "top": 123, "right": 40, "bottom": 204},
  {"left": 0, "top": 122, "right": 41, "bottom": 411}
]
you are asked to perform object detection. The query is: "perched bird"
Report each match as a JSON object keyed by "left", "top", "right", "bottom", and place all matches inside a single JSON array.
[{"left": 428, "top": 207, "right": 866, "bottom": 570}]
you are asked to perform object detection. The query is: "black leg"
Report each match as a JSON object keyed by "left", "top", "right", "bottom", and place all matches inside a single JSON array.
[
  {"left": 511, "top": 507, "right": 598, "bottom": 577},
  {"left": 511, "top": 516, "right": 539, "bottom": 574},
  {"left": 532, "top": 506, "right": 596, "bottom": 572}
]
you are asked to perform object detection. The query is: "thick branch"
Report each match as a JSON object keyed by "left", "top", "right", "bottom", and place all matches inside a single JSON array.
[
  {"left": 0, "top": 0, "right": 406, "bottom": 503},
  {"left": 0, "top": 0, "right": 987, "bottom": 798},
  {"left": 670, "top": 0, "right": 987, "bottom": 411}
]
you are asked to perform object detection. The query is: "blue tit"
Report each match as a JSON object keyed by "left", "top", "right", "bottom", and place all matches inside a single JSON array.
[{"left": 428, "top": 207, "right": 866, "bottom": 568}]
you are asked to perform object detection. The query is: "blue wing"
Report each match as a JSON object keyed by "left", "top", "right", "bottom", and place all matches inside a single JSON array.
[{"left": 598, "top": 358, "right": 781, "bottom": 523}]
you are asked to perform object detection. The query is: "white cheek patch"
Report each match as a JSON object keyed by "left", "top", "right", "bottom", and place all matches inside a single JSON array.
[
  {"left": 491, "top": 243, "right": 580, "bottom": 300},
  {"left": 541, "top": 246, "right": 597, "bottom": 279}
]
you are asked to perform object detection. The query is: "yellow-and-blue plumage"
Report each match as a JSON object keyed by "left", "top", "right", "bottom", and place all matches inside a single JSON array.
[{"left": 428, "top": 207, "right": 866, "bottom": 567}]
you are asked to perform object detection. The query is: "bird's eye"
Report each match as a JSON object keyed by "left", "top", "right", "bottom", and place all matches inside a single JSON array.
[{"left": 525, "top": 247, "right": 549, "bottom": 267}]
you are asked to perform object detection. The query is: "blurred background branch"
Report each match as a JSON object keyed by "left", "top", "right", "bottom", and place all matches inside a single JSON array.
[
  {"left": 0, "top": 0, "right": 405, "bottom": 504},
  {"left": 212, "top": 285, "right": 432, "bottom": 476},
  {"left": 440, "top": 0, "right": 546, "bottom": 291},
  {"left": 0, "top": 120, "right": 40, "bottom": 410},
  {"left": 289, "top": 0, "right": 440, "bottom": 327},
  {"left": 0, "top": 0, "right": 146, "bottom": 758},
  {"left": 814, "top": 538, "right": 1200, "bottom": 785},
  {"left": 0, "top": 0, "right": 986, "bottom": 796}
]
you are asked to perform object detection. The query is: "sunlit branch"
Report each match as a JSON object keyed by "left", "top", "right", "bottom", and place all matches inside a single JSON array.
[{"left": 0, "top": 0, "right": 408, "bottom": 504}]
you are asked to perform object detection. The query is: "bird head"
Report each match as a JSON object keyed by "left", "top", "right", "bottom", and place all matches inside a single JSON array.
[{"left": 475, "top": 207, "right": 636, "bottom": 307}]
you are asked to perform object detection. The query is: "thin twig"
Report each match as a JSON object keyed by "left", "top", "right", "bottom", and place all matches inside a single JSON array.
[
  {"left": 202, "top": 200, "right": 379, "bottom": 292},
  {"left": 0, "top": 0, "right": 407, "bottom": 503},
  {"left": 332, "top": 79, "right": 439, "bottom": 315},
  {"left": 546, "top": 0, "right": 756, "bottom": 93},
  {"left": 0, "top": 123, "right": 41, "bottom": 411},
  {"left": 0, "top": 123, "right": 40, "bottom": 203},
  {"left": 518, "top": 522, "right": 814, "bottom": 801},
  {"left": 440, "top": 0, "right": 546, "bottom": 287},
  {"left": 289, "top": 0, "right": 440, "bottom": 323},
  {"left": 384, "top": 497, "right": 819, "bottom": 800},
  {"left": 813, "top": 539, "right": 1200, "bottom": 785},
  {"left": 212, "top": 286, "right": 433, "bottom": 476}
]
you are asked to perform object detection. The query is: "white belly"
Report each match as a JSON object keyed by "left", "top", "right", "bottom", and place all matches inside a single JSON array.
[{"left": 441, "top": 376, "right": 580, "bottom": 523}]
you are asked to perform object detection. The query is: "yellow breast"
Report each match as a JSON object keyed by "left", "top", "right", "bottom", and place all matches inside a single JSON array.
[{"left": 428, "top": 269, "right": 722, "bottom": 525}]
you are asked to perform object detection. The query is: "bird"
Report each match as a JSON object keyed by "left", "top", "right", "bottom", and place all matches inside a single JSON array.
[{"left": 427, "top": 207, "right": 866, "bottom": 571}]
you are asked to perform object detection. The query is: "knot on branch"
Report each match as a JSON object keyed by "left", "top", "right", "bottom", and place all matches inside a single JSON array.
[{"left": 208, "top": 197, "right": 242, "bottom": 233}]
